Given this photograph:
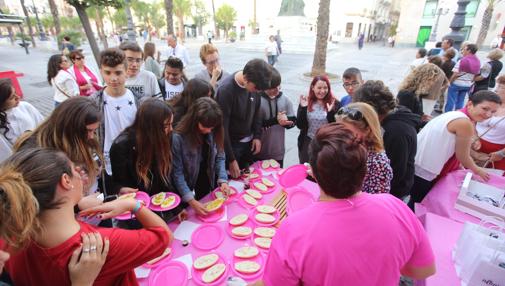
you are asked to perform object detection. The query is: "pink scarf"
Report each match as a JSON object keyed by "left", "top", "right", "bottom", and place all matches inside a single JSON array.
[{"left": 73, "top": 65, "right": 101, "bottom": 96}]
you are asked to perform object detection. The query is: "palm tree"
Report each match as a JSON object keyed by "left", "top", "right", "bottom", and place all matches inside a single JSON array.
[
  {"left": 19, "top": 0, "right": 36, "bottom": 47},
  {"left": 47, "top": 0, "right": 61, "bottom": 36},
  {"left": 311, "top": 0, "right": 330, "bottom": 76},
  {"left": 87, "top": 6, "right": 108, "bottom": 49},
  {"left": 173, "top": 0, "right": 191, "bottom": 40},
  {"left": 164, "top": 0, "right": 174, "bottom": 35},
  {"left": 476, "top": 0, "right": 502, "bottom": 48}
]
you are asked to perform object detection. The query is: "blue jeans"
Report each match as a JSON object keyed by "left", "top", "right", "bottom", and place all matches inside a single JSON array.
[{"left": 445, "top": 84, "right": 471, "bottom": 112}]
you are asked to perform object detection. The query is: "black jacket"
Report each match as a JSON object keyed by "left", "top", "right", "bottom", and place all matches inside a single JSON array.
[
  {"left": 157, "top": 77, "right": 187, "bottom": 101},
  {"left": 382, "top": 106, "right": 422, "bottom": 199},
  {"left": 296, "top": 101, "right": 340, "bottom": 148}
]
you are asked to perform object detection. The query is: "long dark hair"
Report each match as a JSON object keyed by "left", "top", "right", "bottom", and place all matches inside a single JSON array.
[
  {"left": 47, "top": 54, "right": 65, "bottom": 85},
  {"left": 0, "top": 79, "right": 13, "bottom": 137},
  {"left": 15, "top": 97, "right": 101, "bottom": 180},
  {"left": 127, "top": 99, "right": 173, "bottom": 187},
  {"left": 170, "top": 78, "right": 213, "bottom": 111},
  {"left": 176, "top": 97, "right": 224, "bottom": 150}
]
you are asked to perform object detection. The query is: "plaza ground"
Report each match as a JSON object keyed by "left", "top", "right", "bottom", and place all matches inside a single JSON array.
[{"left": 0, "top": 37, "right": 483, "bottom": 166}]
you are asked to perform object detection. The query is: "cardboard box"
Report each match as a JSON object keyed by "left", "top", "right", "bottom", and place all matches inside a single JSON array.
[{"left": 455, "top": 172, "right": 505, "bottom": 221}]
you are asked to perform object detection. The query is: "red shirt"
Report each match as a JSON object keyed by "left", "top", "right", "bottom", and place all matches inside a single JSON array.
[{"left": 5, "top": 222, "right": 169, "bottom": 286}]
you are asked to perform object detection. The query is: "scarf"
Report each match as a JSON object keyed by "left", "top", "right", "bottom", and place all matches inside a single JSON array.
[{"left": 73, "top": 65, "right": 101, "bottom": 96}]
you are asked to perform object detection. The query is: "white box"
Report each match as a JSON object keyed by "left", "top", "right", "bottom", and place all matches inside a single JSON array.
[{"left": 455, "top": 172, "right": 505, "bottom": 221}]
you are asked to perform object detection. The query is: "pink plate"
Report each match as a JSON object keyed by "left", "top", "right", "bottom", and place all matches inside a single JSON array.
[
  {"left": 252, "top": 179, "right": 276, "bottom": 194},
  {"left": 142, "top": 248, "right": 173, "bottom": 268},
  {"left": 115, "top": 191, "right": 151, "bottom": 220},
  {"left": 250, "top": 233, "right": 272, "bottom": 253},
  {"left": 278, "top": 164, "right": 308, "bottom": 188},
  {"left": 196, "top": 206, "right": 225, "bottom": 222},
  {"left": 250, "top": 208, "right": 280, "bottom": 227},
  {"left": 227, "top": 220, "right": 255, "bottom": 240},
  {"left": 191, "top": 252, "right": 229, "bottom": 286},
  {"left": 287, "top": 187, "right": 316, "bottom": 214},
  {"left": 258, "top": 160, "right": 281, "bottom": 173},
  {"left": 211, "top": 186, "right": 239, "bottom": 203},
  {"left": 231, "top": 249, "right": 265, "bottom": 281},
  {"left": 191, "top": 224, "right": 225, "bottom": 250},
  {"left": 241, "top": 168, "right": 263, "bottom": 182},
  {"left": 148, "top": 192, "right": 181, "bottom": 212},
  {"left": 148, "top": 260, "right": 188, "bottom": 286},
  {"left": 237, "top": 193, "right": 263, "bottom": 209}
]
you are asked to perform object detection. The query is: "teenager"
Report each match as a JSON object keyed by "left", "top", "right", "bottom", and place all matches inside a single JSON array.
[
  {"left": 158, "top": 57, "right": 186, "bottom": 101},
  {"left": 0, "top": 79, "right": 43, "bottom": 162},
  {"left": 169, "top": 78, "right": 213, "bottom": 128},
  {"left": 119, "top": 42, "right": 161, "bottom": 100},
  {"left": 47, "top": 54, "right": 79, "bottom": 106},
  {"left": 143, "top": 42, "right": 162, "bottom": 79},
  {"left": 335, "top": 103, "right": 393, "bottom": 194},
  {"left": 1, "top": 148, "right": 172, "bottom": 285},
  {"left": 255, "top": 68, "right": 296, "bottom": 167},
  {"left": 410, "top": 91, "right": 501, "bottom": 207},
  {"left": 172, "top": 97, "right": 229, "bottom": 216},
  {"left": 91, "top": 48, "right": 138, "bottom": 185},
  {"left": 297, "top": 75, "right": 339, "bottom": 163},
  {"left": 216, "top": 59, "right": 272, "bottom": 178},
  {"left": 68, "top": 50, "right": 102, "bottom": 96},
  {"left": 340, "top": 67, "right": 364, "bottom": 107},
  {"left": 194, "top": 43, "right": 230, "bottom": 90},
  {"left": 256, "top": 123, "right": 435, "bottom": 285}
]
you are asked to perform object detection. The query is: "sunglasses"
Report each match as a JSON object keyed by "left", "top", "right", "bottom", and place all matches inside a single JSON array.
[{"left": 336, "top": 106, "right": 363, "bottom": 121}]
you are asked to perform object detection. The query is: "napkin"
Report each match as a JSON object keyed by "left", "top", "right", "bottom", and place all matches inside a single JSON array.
[{"left": 173, "top": 220, "right": 201, "bottom": 242}]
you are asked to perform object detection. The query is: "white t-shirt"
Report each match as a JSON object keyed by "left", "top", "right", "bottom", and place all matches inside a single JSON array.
[
  {"left": 409, "top": 57, "right": 427, "bottom": 71},
  {"left": 476, "top": 116, "right": 505, "bottom": 144},
  {"left": 165, "top": 44, "right": 190, "bottom": 67},
  {"left": 452, "top": 61, "right": 475, "bottom": 87},
  {"left": 125, "top": 70, "right": 161, "bottom": 100},
  {"left": 103, "top": 89, "right": 137, "bottom": 175},
  {"left": 52, "top": 69, "right": 80, "bottom": 103},
  {"left": 164, "top": 80, "right": 184, "bottom": 100},
  {"left": 265, "top": 41, "right": 278, "bottom": 55},
  {"left": 0, "top": 101, "right": 44, "bottom": 162}
]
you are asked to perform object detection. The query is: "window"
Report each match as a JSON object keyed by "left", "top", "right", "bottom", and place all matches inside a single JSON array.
[
  {"left": 423, "top": 0, "right": 438, "bottom": 18},
  {"left": 345, "top": 23, "right": 354, "bottom": 38},
  {"left": 466, "top": 0, "right": 480, "bottom": 17},
  {"left": 461, "top": 26, "right": 473, "bottom": 40}
]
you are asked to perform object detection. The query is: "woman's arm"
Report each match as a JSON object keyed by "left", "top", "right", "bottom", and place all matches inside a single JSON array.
[{"left": 296, "top": 105, "right": 308, "bottom": 130}]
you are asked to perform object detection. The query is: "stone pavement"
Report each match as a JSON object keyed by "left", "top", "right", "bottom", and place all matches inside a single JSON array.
[{"left": 0, "top": 39, "right": 423, "bottom": 166}]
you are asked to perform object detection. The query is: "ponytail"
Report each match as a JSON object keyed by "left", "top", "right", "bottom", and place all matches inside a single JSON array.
[{"left": 0, "top": 167, "right": 39, "bottom": 249}]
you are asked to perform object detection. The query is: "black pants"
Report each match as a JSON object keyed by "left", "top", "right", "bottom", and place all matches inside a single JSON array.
[
  {"left": 229, "top": 141, "right": 253, "bottom": 169},
  {"left": 408, "top": 175, "right": 434, "bottom": 210},
  {"left": 298, "top": 136, "right": 312, "bottom": 164}
]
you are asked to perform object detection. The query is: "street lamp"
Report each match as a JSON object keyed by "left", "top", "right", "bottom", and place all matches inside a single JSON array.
[
  {"left": 29, "top": 0, "right": 47, "bottom": 41},
  {"left": 429, "top": 7, "right": 449, "bottom": 42},
  {"left": 443, "top": 0, "right": 471, "bottom": 50},
  {"left": 124, "top": 0, "right": 137, "bottom": 42}
]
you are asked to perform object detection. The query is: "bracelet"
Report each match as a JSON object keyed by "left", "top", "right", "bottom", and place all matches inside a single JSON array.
[{"left": 132, "top": 200, "right": 143, "bottom": 215}]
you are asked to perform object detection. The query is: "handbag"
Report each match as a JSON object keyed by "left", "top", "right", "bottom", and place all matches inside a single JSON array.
[{"left": 471, "top": 116, "right": 505, "bottom": 167}]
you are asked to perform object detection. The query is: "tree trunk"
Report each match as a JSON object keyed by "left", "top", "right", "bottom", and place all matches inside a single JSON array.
[
  {"left": 7, "top": 26, "right": 15, "bottom": 45},
  {"left": 211, "top": 0, "right": 218, "bottom": 39},
  {"left": 19, "top": 0, "right": 36, "bottom": 47},
  {"left": 95, "top": 9, "right": 108, "bottom": 49},
  {"left": 74, "top": 3, "right": 100, "bottom": 66},
  {"left": 178, "top": 15, "right": 185, "bottom": 40},
  {"left": 48, "top": 0, "right": 61, "bottom": 36},
  {"left": 106, "top": 6, "right": 116, "bottom": 34},
  {"left": 476, "top": 6, "right": 493, "bottom": 48},
  {"left": 164, "top": 0, "right": 174, "bottom": 36},
  {"left": 311, "top": 0, "right": 330, "bottom": 76}
]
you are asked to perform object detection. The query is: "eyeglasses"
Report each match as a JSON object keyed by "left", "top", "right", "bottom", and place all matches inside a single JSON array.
[
  {"left": 336, "top": 106, "right": 363, "bottom": 121},
  {"left": 205, "top": 59, "right": 219, "bottom": 65},
  {"left": 74, "top": 57, "right": 84, "bottom": 60},
  {"left": 342, "top": 82, "right": 360, "bottom": 88},
  {"left": 126, "top": 57, "right": 143, "bottom": 63}
]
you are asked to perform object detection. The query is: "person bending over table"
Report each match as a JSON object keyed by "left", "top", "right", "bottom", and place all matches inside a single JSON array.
[
  {"left": 1, "top": 148, "right": 172, "bottom": 286},
  {"left": 172, "top": 97, "right": 230, "bottom": 216},
  {"left": 409, "top": 90, "right": 501, "bottom": 208},
  {"left": 335, "top": 102, "right": 393, "bottom": 194},
  {"left": 110, "top": 99, "right": 186, "bottom": 225},
  {"left": 252, "top": 123, "right": 435, "bottom": 286}
]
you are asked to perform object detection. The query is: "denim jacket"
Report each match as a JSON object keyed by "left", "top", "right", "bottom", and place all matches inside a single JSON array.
[{"left": 171, "top": 132, "right": 228, "bottom": 202}]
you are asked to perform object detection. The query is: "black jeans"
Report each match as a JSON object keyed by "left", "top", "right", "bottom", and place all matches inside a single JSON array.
[
  {"left": 408, "top": 175, "right": 434, "bottom": 210},
  {"left": 229, "top": 141, "right": 253, "bottom": 169}
]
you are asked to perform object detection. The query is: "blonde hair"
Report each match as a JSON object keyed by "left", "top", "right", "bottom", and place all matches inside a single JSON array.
[
  {"left": 0, "top": 167, "right": 39, "bottom": 249},
  {"left": 199, "top": 43, "right": 219, "bottom": 64},
  {"left": 488, "top": 48, "right": 504, "bottom": 61},
  {"left": 336, "top": 102, "right": 384, "bottom": 152},
  {"left": 399, "top": 63, "right": 448, "bottom": 100}
]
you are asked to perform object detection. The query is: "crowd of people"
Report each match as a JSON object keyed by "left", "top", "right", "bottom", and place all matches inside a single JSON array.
[{"left": 0, "top": 34, "right": 504, "bottom": 285}]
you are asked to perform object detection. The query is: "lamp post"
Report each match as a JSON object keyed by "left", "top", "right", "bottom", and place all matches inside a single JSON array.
[
  {"left": 124, "top": 0, "right": 137, "bottom": 42},
  {"left": 30, "top": 0, "right": 47, "bottom": 41},
  {"left": 443, "top": 0, "right": 470, "bottom": 50},
  {"left": 429, "top": 7, "right": 449, "bottom": 41}
]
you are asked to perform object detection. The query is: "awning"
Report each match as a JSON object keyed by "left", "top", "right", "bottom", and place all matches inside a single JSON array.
[{"left": 0, "top": 13, "right": 24, "bottom": 25}]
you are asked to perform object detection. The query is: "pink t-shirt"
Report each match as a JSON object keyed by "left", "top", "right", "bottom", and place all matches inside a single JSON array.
[{"left": 262, "top": 193, "right": 434, "bottom": 286}]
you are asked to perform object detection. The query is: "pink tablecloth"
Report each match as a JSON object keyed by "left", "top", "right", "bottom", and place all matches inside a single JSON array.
[
  {"left": 417, "top": 169, "right": 505, "bottom": 223},
  {"left": 138, "top": 166, "right": 319, "bottom": 286},
  {"left": 416, "top": 212, "right": 464, "bottom": 286}
]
